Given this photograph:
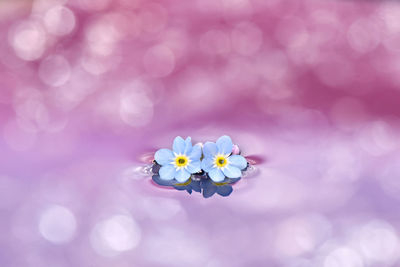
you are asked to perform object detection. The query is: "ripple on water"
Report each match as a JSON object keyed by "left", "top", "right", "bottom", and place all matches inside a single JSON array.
[
  {"left": 245, "top": 155, "right": 266, "bottom": 165},
  {"left": 121, "top": 165, "right": 153, "bottom": 181},
  {"left": 137, "top": 152, "right": 155, "bottom": 163},
  {"left": 135, "top": 151, "right": 263, "bottom": 197},
  {"left": 137, "top": 152, "right": 263, "bottom": 178},
  {"left": 242, "top": 164, "right": 259, "bottom": 179}
]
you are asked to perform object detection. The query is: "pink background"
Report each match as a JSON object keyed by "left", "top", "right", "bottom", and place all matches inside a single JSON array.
[{"left": 1, "top": 0, "right": 400, "bottom": 266}]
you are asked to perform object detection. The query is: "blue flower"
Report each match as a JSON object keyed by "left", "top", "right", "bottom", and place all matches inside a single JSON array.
[
  {"left": 173, "top": 178, "right": 202, "bottom": 194},
  {"left": 201, "top": 177, "right": 241, "bottom": 198},
  {"left": 201, "top": 135, "right": 248, "bottom": 182},
  {"left": 154, "top": 136, "right": 202, "bottom": 182},
  {"left": 151, "top": 174, "right": 176, "bottom": 187},
  {"left": 152, "top": 174, "right": 201, "bottom": 195}
]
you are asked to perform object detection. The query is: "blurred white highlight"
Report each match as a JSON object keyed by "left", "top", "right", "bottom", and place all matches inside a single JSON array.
[
  {"left": 324, "top": 247, "right": 363, "bottom": 267},
  {"left": 9, "top": 20, "right": 46, "bottom": 61},
  {"left": 39, "top": 205, "right": 77, "bottom": 244},
  {"left": 90, "top": 214, "right": 141, "bottom": 256},
  {"left": 44, "top": 6, "right": 76, "bottom": 36},
  {"left": 357, "top": 220, "right": 400, "bottom": 264}
]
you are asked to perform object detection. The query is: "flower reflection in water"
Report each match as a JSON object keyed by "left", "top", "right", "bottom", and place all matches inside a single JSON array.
[{"left": 151, "top": 161, "right": 248, "bottom": 198}]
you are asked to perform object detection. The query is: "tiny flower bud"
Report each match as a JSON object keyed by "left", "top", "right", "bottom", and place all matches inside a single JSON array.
[{"left": 232, "top": 144, "right": 240, "bottom": 155}]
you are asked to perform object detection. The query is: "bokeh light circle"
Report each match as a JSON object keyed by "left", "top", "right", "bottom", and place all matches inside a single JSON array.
[
  {"left": 90, "top": 214, "right": 141, "bottom": 256},
  {"left": 9, "top": 20, "right": 46, "bottom": 61},
  {"left": 44, "top": 5, "right": 76, "bottom": 36},
  {"left": 38, "top": 205, "right": 77, "bottom": 244}
]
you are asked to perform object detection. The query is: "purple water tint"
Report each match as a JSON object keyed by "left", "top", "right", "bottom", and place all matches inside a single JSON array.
[{"left": 2, "top": 0, "right": 400, "bottom": 266}]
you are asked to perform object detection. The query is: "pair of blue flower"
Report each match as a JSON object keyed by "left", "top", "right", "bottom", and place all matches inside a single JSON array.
[{"left": 154, "top": 135, "right": 247, "bottom": 182}]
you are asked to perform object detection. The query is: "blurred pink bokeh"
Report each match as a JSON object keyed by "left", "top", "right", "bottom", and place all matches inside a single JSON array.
[{"left": 2, "top": 0, "right": 400, "bottom": 266}]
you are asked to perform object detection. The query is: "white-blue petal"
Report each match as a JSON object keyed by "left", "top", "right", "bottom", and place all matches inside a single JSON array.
[
  {"left": 201, "top": 158, "right": 214, "bottom": 172},
  {"left": 154, "top": 149, "right": 174, "bottom": 165},
  {"left": 208, "top": 168, "right": 225, "bottom": 182},
  {"left": 173, "top": 136, "right": 185, "bottom": 154},
  {"left": 183, "top": 137, "right": 193, "bottom": 155},
  {"left": 229, "top": 155, "right": 247, "bottom": 170},
  {"left": 203, "top": 142, "right": 217, "bottom": 158},
  {"left": 186, "top": 160, "right": 201, "bottom": 173},
  {"left": 222, "top": 165, "right": 241, "bottom": 178},
  {"left": 159, "top": 165, "right": 176, "bottom": 180},
  {"left": 175, "top": 169, "right": 191, "bottom": 182},
  {"left": 216, "top": 135, "right": 233, "bottom": 155},
  {"left": 189, "top": 144, "right": 202, "bottom": 161}
]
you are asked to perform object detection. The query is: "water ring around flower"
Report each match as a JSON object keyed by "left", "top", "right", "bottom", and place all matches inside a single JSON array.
[
  {"left": 140, "top": 154, "right": 263, "bottom": 197},
  {"left": 138, "top": 154, "right": 261, "bottom": 179},
  {"left": 137, "top": 134, "right": 266, "bottom": 197}
]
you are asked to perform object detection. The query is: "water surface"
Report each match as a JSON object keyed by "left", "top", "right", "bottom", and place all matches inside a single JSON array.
[{"left": 1, "top": 0, "right": 400, "bottom": 266}]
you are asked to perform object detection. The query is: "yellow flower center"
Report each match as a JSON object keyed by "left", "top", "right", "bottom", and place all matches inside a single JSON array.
[
  {"left": 215, "top": 155, "right": 228, "bottom": 168},
  {"left": 175, "top": 155, "right": 189, "bottom": 168},
  {"left": 175, "top": 178, "right": 192, "bottom": 186}
]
